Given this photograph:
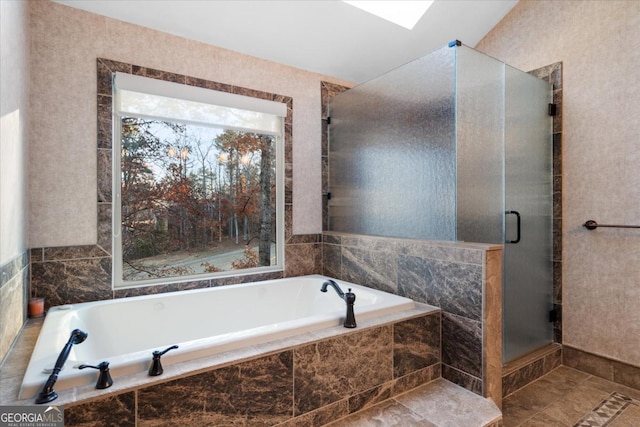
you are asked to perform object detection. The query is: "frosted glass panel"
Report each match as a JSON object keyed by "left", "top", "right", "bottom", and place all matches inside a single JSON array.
[
  {"left": 329, "top": 46, "right": 456, "bottom": 240},
  {"left": 503, "top": 65, "right": 553, "bottom": 362},
  {"left": 327, "top": 42, "right": 554, "bottom": 363},
  {"left": 456, "top": 46, "right": 505, "bottom": 244}
]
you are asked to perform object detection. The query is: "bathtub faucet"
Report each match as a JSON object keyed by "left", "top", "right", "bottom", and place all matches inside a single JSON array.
[
  {"left": 321, "top": 280, "right": 357, "bottom": 328},
  {"left": 149, "top": 345, "right": 179, "bottom": 376},
  {"left": 35, "top": 328, "right": 88, "bottom": 404}
]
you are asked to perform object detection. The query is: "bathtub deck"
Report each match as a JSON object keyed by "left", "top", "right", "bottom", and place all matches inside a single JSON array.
[
  {"left": 321, "top": 378, "right": 502, "bottom": 427},
  {"left": 2, "top": 317, "right": 501, "bottom": 426}
]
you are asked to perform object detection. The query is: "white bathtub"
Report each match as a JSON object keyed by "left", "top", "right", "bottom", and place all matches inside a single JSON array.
[{"left": 20, "top": 275, "right": 414, "bottom": 400}]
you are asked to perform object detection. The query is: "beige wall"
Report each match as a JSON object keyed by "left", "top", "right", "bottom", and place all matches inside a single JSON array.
[
  {"left": 27, "top": 0, "right": 352, "bottom": 248},
  {"left": 0, "top": 0, "right": 30, "bottom": 364},
  {"left": 477, "top": 0, "right": 640, "bottom": 366},
  {"left": 1, "top": 0, "right": 29, "bottom": 264}
]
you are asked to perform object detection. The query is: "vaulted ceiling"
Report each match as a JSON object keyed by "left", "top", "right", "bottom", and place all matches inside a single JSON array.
[{"left": 55, "top": 0, "right": 518, "bottom": 83}]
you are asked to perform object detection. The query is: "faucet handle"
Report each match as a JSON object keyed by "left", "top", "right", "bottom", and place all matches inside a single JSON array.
[
  {"left": 345, "top": 288, "right": 356, "bottom": 304},
  {"left": 149, "top": 345, "right": 179, "bottom": 376},
  {"left": 153, "top": 344, "right": 179, "bottom": 358},
  {"left": 78, "top": 361, "right": 113, "bottom": 389}
]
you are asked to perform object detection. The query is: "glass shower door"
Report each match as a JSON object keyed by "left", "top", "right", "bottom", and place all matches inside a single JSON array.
[{"left": 503, "top": 65, "right": 554, "bottom": 362}]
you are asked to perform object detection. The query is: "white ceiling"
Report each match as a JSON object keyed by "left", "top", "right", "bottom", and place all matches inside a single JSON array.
[{"left": 55, "top": 0, "right": 518, "bottom": 83}]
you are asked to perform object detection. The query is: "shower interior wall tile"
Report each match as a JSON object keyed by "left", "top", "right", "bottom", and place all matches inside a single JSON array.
[
  {"left": 138, "top": 351, "right": 294, "bottom": 425},
  {"left": 320, "top": 81, "right": 352, "bottom": 231},
  {"left": 0, "top": 252, "right": 29, "bottom": 364},
  {"left": 525, "top": 62, "right": 564, "bottom": 350}
]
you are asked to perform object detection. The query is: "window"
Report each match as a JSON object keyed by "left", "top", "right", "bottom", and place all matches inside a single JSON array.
[{"left": 112, "top": 73, "right": 286, "bottom": 288}]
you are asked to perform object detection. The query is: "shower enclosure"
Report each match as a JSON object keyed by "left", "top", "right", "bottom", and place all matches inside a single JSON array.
[{"left": 328, "top": 42, "right": 553, "bottom": 363}]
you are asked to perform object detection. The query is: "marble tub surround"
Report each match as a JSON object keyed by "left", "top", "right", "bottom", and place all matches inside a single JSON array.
[
  {"left": 1, "top": 302, "right": 440, "bottom": 426},
  {"left": 322, "top": 232, "right": 503, "bottom": 408},
  {"left": 0, "top": 251, "right": 29, "bottom": 364}
]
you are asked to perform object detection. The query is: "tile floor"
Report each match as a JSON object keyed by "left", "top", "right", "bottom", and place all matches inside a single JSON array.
[
  {"left": 503, "top": 366, "right": 640, "bottom": 427},
  {"left": 325, "top": 378, "right": 501, "bottom": 427}
]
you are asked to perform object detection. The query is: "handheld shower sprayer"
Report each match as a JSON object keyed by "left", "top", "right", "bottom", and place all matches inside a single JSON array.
[{"left": 35, "top": 328, "right": 88, "bottom": 404}]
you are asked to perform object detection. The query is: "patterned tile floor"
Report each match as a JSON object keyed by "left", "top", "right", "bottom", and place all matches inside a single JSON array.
[{"left": 503, "top": 366, "right": 640, "bottom": 427}]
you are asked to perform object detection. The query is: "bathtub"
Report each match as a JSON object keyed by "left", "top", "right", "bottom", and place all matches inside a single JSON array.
[{"left": 20, "top": 275, "right": 415, "bottom": 400}]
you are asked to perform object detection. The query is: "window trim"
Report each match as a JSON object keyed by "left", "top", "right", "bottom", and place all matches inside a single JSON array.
[{"left": 111, "top": 74, "right": 286, "bottom": 290}]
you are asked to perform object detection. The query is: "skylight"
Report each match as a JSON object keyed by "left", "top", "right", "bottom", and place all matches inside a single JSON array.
[{"left": 343, "top": 1, "right": 435, "bottom": 30}]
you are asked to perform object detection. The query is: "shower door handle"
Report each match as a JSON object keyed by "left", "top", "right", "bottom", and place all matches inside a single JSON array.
[{"left": 505, "top": 210, "right": 521, "bottom": 244}]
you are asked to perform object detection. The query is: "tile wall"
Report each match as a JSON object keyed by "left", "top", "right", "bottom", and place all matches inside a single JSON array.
[
  {"left": 0, "top": 252, "right": 29, "bottom": 362},
  {"left": 527, "top": 61, "right": 564, "bottom": 346},
  {"left": 322, "top": 232, "right": 503, "bottom": 407}
]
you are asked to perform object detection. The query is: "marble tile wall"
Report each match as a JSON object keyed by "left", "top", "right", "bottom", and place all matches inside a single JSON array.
[
  {"left": 30, "top": 58, "right": 322, "bottom": 309},
  {"left": 322, "top": 232, "right": 503, "bottom": 408},
  {"left": 527, "top": 61, "right": 564, "bottom": 345},
  {"left": 320, "top": 81, "right": 350, "bottom": 232},
  {"left": 0, "top": 251, "right": 29, "bottom": 364},
  {"left": 61, "top": 311, "right": 441, "bottom": 426}
]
